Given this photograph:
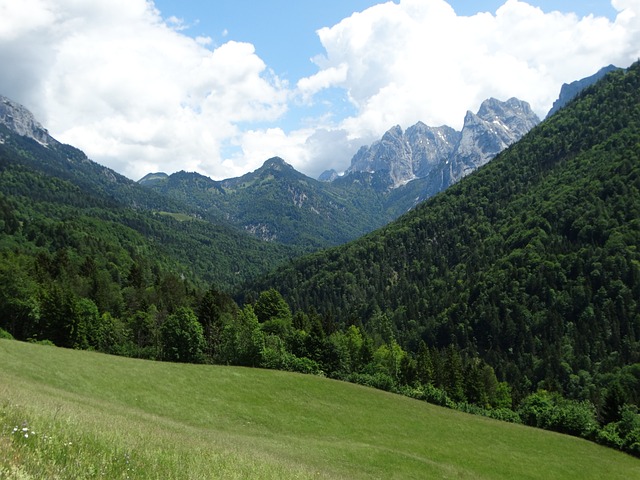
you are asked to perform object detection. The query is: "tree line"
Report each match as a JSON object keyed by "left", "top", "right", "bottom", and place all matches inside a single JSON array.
[{"left": 1, "top": 237, "right": 638, "bottom": 456}]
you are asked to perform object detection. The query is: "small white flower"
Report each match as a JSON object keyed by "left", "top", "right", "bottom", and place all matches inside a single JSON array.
[{"left": 24, "top": 433, "right": 29, "bottom": 438}]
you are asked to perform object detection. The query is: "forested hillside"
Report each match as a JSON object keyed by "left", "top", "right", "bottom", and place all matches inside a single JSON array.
[
  {"left": 2, "top": 65, "right": 640, "bottom": 458},
  {"left": 141, "top": 157, "right": 392, "bottom": 250},
  {"left": 251, "top": 64, "right": 640, "bottom": 421},
  {"left": 0, "top": 122, "right": 300, "bottom": 288},
  {"left": 0, "top": 121, "right": 304, "bottom": 357}
]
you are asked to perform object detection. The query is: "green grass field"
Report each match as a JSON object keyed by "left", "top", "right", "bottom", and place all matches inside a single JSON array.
[{"left": 1, "top": 339, "right": 638, "bottom": 479}]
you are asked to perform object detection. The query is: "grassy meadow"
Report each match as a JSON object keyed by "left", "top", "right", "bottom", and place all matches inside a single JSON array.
[{"left": 1, "top": 339, "right": 638, "bottom": 479}]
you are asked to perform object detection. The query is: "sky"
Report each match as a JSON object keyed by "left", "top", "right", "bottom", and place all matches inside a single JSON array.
[{"left": 0, "top": 1, "right": 638, "bottom": 181}]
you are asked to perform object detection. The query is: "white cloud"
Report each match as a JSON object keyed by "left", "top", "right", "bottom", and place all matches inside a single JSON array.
[
  {"left": 302, "top": 0, "right": 640, "bottom": 145},
  {"left": 0, "top": 0, "right": 288, "bottom": 180},
  {"left": 0, "top": 0, "right": 639, "bottom": 182},
  {"left": 231, "top": 126, "right": 367, "bottom": 179},
  {"left": 296, "top": 63, "right": 348, "bottom": 102}
]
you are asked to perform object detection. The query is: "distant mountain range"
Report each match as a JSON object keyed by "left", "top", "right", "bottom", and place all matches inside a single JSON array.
[
  {"left": 331, "top": 97, "right": 539, "bottom": 189},
  {"left": 1, "top": 65, "right": 614, "bottom": 252},
  {"left": 0, "top": 97, "right": 298, "bottom": 289},
  {"left": 140, "top": 97, "right": 540, "bottom": 249},
  {"left": 140, "top": 157, "right": 389, "bottom": 249}
]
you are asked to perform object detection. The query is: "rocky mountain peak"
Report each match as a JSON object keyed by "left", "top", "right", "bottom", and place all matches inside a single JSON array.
[
  {"left": 318, "top": 169, "right": 339, "bottom": 182},
  {"left": 381, "top": 125, "right": 403, "bottom": 141},
  {"left": 341, "top": 97, "right": 539, "bottom": 192},
  {"left": 262, "top": 156, "right": 294, "bottom": 172},
  {"left": 446, "top": 98, "right": 539, "bottom": 184},
  {"left": 0, "top": 95, "right": 54, "bottom": 146}
]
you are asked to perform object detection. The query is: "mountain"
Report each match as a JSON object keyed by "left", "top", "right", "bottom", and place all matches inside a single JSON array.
[
  {"left": 345, "top": 123, "right": 460, "bottom": 187},
  {"left": 141, "top": 157, "right": 392, "bottom": 249},
  {"left": 546, "top": 64, "right": 620, "bottom": 118},
  {"left": 138, "top": 171, "right": 169, "bottom": 186},
  {"left": 141, "top": 97, "right": 539, "bottom": 251},
  {"left": 0, "top": 96, "right": 189, "bottom": 213},
  {"left": 0, "top": 95, "right": 54, "bottom": 146},
  {"left": 444, "top": 97, "right": 540, "bottom": 183},
  {"left": 252, "top": 63, "right": 640, "bottom": 408},
  {"left": 0, "top": 99, "right": 299, "bottom": 290},
  {"left": 338, "top": 97, "right": 539, "bottom": 195}
]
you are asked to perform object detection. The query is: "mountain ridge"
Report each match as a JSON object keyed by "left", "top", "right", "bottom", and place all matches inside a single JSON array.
[
  {"left": 546, "top": 64, "right": 620, "bottom": 118},
  {"left": 142, "top": 97, "right": 540, "bottom": 249},
  {"left": 338, "top": 97, "right": 540, "bottom": 192},
  {"left": 250, "top": 62, "right": 640, "bottom": 409}
]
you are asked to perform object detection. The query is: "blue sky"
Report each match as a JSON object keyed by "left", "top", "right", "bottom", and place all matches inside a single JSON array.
[
  {"left": 154, "top": 1, "right": 618, "bottom": 81},
  {"left": 0, "top": 0, "right": 636, "bottom": 180}
]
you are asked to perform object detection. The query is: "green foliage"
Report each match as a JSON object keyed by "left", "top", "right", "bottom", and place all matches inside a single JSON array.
[
  {"left": 597, "top": 405, "right": 640, "bottom": 455},
  {"left": 254, "top": 288, "right": 293, "bottom": 336},
  {"left": 254, "top": 63, "right": 640, "bottom": 418},
  {"left": 160, "top": 307, "right": 205, "bottom": 364},
  {"left": 218, "top": 305, "right": 263, "bottom": 367},
  {"left": 518, "top": 390, "right": 598, "bottom": 439},
  {"left": 0, "top": 327, "right": 13, "bottom": 339},
  {"left": 346, "top": 372, "right": 396, "bottom": 392},
  {"left": 0, "top": 130, "right": 299, "bottom": 294},
  {"left": 142, "top": 159, "right": 400, "bottom": 251}
]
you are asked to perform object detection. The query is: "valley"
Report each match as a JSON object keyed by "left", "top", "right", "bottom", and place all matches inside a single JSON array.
[{"left": 0, "top": 62, "right": 639, "bottom": 476}]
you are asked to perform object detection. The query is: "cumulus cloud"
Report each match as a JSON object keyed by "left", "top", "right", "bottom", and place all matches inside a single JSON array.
[
  {"left": 305, "top": 0, "right": 640, "bottom": 142},
  {"left": 0, "top": 0, "right": 288, "bottom": 180},
  {"left": 0, "top": 0, "right": 639, "bottom": 181}
]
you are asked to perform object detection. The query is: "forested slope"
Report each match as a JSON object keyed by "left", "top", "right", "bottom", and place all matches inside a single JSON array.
[
  {"left": 141, "top": 158, "right": 392, "bottom": 250},
  {"left": 0, "top": 123, "right": 301, "bottom": 356},
  {"left": 254, "top": 63, "right": 640, "bottom": 406},
  {"left": 0, "top": 124, "right": 299, "bottom": 290}
]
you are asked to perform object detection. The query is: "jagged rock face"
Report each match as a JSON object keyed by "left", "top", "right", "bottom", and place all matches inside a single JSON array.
[
  {"left": 346, "top": 123, "right": 460, "bottom": 187},
  {"left": 447, "top": 97, "right": 540, "bottom": 183},
  {"left": 406, "top": 122, "right": 460, "bottom": 178},
  {"left": 348, "top": 125, "right": 414, "bottom": 186},
  {"left": 342, "top": 97, "right": 539, "bottom": 191},
  {"left": 0, "top": 95, "right": 54, "bottom": 146},
  {"left": 318, "top": 169, "right": 339, "bottom": 182}
]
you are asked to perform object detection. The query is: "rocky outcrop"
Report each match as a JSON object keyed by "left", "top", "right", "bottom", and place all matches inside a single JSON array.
[
  {"left": 340, "top": 97, "right": 539, "bottom": 193},
  {"left": 444, "top": 97, "right": 539, "bottom": 185},
  {"left": 0, "top": 95, "right": 54, "bottom": 146}
]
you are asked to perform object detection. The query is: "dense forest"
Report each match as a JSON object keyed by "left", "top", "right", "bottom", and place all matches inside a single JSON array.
[
  {"left": 140, "top": 157, "right": 400, "bottom": 250},
  {"left": 1, "top": 64, "right": 639, "bottom": 456},
  {"left": 247, "top": 63, "right": 640, "bottom": 452},
  {"left": 0, "top": 126, "right": 301, "bottom": 290}
]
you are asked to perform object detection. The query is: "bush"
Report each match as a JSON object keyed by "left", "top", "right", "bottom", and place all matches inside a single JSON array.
[
  {"left": 0, "top": 327, "right": 14, "bottom": 339},
  {"left": 619, "top": 405, "right": 640, "bottom": 456},
  {"left": 518, "top": 390, "right": 597, "bottom": 439},
  {"left": 398, "top": 384, "right": 456, "bottom": 409},
  {"left": 285, "top": 355, "right": 323, "bottom": 376},
  {"left": 552, "top": 399, "right": 598, "bottom": 438},
  {"left": 597, "top": 422, "right": 623, "bottom": 449},
  {"left": 456, "top": 402, "right": 522, "bottom": 424},
  {"left": 27, "top": 338, "right": 55, "bottom": 346}
]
